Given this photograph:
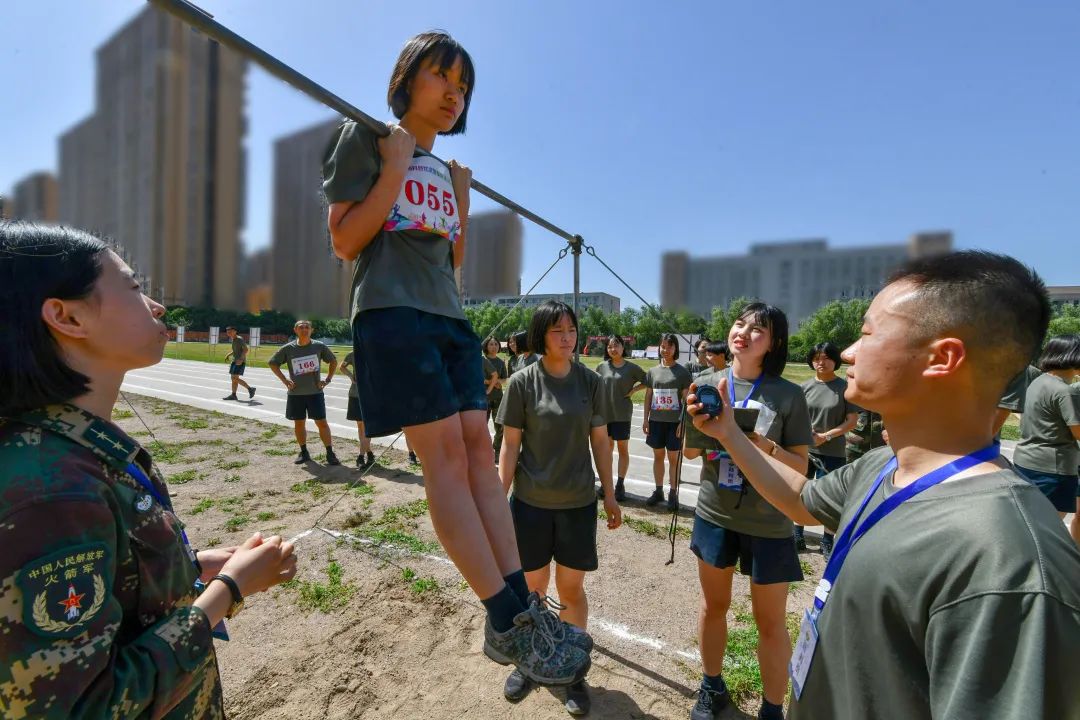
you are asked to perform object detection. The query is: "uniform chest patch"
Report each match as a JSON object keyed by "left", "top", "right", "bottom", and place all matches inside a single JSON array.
[{"left": 16, "top": 542, "right": 109, "bottom": 638}]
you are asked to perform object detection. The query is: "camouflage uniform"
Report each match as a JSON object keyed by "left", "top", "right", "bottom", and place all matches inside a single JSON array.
[
  {"left": 0, "top": 404, "right": 223, "bottom": 719},
  {"left": 845, "top": 410, "right": 886, "bottom": 463}
]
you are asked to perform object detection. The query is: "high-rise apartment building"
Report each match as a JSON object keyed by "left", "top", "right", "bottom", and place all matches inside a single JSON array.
[
  {"left": 460, "top": 210, "right": 523, "bottom": 301},
  {"left": 661, "top": 231, "right": 953, "bottom": 326},
  {"left": 270, "top": 117, "right": 352, "bottom": 318},
  {"left": 58, "top": 6, "right": 247, "bottom": 308},
  {"left": 10, "top": 172, "right": 59, "bottom": 222}
]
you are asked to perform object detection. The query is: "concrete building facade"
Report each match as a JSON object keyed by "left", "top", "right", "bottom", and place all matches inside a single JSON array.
[
  {"left": 58, "top": 6, "right": 247, "bottom": 308},
  {"left": 460, "top": 210, "right": 523, "bottom": 301},
  {"left": 11, "top": 172, "right": 59, "bottom": 222},
  {"left": 270, "top": 117, "right": 352, "bottom": 318},
  {"left": 464, "top": 291, "right": 621, "bottom": 315},
  {"left": 661, "top": 231, "right": 953, "bottom": 326}
]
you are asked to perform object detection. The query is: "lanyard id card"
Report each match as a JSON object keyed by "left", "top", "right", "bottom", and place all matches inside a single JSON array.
[{"left": 787, "top": 443, "right": 1000, "bottom": 699}]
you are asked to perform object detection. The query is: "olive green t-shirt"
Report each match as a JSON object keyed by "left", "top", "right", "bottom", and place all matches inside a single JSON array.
[
  {"left": 230, "top": 336, "right": 248, "bottom": 363},
  {"left": 321, "top": 121, "right": 463, "bottom": 322},
  {"left": 496, "top": 361, "right": 606, "bottom": 510},
  {"left": 796, "top": 447, "right": 1080, "bottom": 719},
  {"left": 344, "top": 351, "right": 359, "bottom": 399},
  {"left": 1013, "top": 373, "right": 1080, "bottom": 475},
  {"left": 800, "top": 377, "right": 860, "bottom": 458},
  {"left": 595, "top": 359, "right": 647, "bottom": 423},
  {"left": 485, "top": 355, "right": 508, "bottom": 408},
  {"left": 645, "top": 363, "right": 693, "bottom": 424},
  {"left": 998, "top": 364, "right": 1042, "bottom": 412},
  {"left": 268, "top": 341, "right": 336, "bottom": 396},
  {"left": 695, "top": 374, "right": 813, "bottom": 538},
  {"left": 509, "top": 353, "right": 538, "bottom": 375}
]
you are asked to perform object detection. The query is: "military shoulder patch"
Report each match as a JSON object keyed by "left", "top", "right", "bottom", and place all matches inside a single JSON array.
[{"left": 16, "top": 542, "right": 110, "bottom": 638}]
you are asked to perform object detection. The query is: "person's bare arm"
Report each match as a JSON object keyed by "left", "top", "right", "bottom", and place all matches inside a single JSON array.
[
  {"left": 499, "top": 427, "right": 522, "bottom": 494},
  {"left": 688, "top": 379, "right": 820, "bottom": 526},
  {"left": 327, "top": 125, "right": 414, "bottom": 261}
]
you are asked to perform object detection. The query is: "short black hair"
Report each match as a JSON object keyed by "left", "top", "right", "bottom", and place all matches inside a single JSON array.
[
  {"left": 659, "top": 333, "right": 680, "bottom": 360},
  {"left": 806, "top": 342, "right": 843, "bottom": 370},
  {"left": 603, "top": 335, "right": 626, "bottom": 362},
  {"left": 388, "top": 31, "right": 475, "bottom": 136},
  {"left": 0, "top": 222, "right": 110, "bottom": 416},
  {"left": 1038, "top": 335, "right": 1080, "bottom": 372},
  {"left": 511, "top": 330, "right": 529, "bottom": 356},
  {"left": 887, "top": 251, "right": 1050, "bottom": 396},
  {"left": 529, "top": 300, "right": 578, "bottom": 357},
  {"left": 736, "top": 302, "right": 789, "bottom": 377},
  {"left": 225, "top": 325, "right": 237, "bottom": 332},
  {"left": 704, "top": 341, "right": 730, "bottom": 361},
  {"left": 695, "top": 338, "right": 710, "bottom": 352}
]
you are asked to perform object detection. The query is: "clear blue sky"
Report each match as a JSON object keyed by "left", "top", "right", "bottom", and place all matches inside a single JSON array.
[{"left": 3, "top": 0, "right": 1078, "bottom": 308}]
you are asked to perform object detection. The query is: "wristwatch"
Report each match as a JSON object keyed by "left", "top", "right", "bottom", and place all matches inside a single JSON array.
[{"left": 211, "top": 574, "right": 245, "bottom": 618}]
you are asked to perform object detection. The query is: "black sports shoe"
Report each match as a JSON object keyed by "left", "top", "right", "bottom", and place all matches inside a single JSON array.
[
  {"left": 667, "top": 488, "right": 679, "bottom": 511},
  {"left": 821, "top": 534, "right": 834, "bottom": 561},
  {"left": 794, "top": 531, "right": 808, "bottom": 552},
  {"left": 248, "top": 386, "right": 257, "bottom": 399},
  {"left": 503, "top": 668, "right": 533, "bottom": 702},
  {"left": 408, "top": 451, "right": 419, "bottom": 465},
  {"left": 294, "top": 448, "right": 311, "bottom": 465},
  {"left": 325, "top": 449, "right": 341, "bottom": 466},
  {"left": 564, "top": 680, "right": 591, "bottom": 716},
  {"left": 366, "top": 451, "right": 375, "bottom": 467},
  {"left": 222, "top": 394, "right": 238, "bottom": 401},
  {"left": 356, "top": 453, "right": 367, "bottom": 469},
  {"left": 644, "top": 488, "right": 665, "bottom": 507},
  {"left": 613, "top": 479, "right": 626, "bottom": 502},
  {"left": 690, "top": 686, "right": 731, "bottom": 720}
]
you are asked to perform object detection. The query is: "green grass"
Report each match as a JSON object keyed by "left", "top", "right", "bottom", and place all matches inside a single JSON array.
[
  {"left": 261, "top": 427, "right": 280, "bottom": 440},
  {"left": 598, "top": 509, "right": 690, "bottom": 539},
  {"left": 799, "top": 558, "right": 815, "bottom": 576},
  {"left": 190, "top": 498, "right": 215, "bottom": 514},
  {"left": 205, "top": 537, "right": 221, "bottom": 547},
  {"left": 163, "top": 341, "right": 354, "bottom": 369},
  {"left": 372, "top": 499, "right": 429, "bottom": 526},
  {"left": 224, "top": 473, "right": 241, "bottom": 483},
  {"left": 169, "top": 414, "right": 210, "bottom": 430},
  {"left": 218, "top": 459, "right": 249, "bottom": 471},
  {"left": 224, "top": 515, "right": 250, "bottom": 532},
  {"left": 401, "top": 567, "right": 439, "bottom": 596},
  {"left": 111, "top": 408, "right": 134, "bottom": 420},
  {"left": 724, "top": 607, "right": 764, "bottom": 702},
  {"left": 366, "top": 527, "right": 438, "bottom": 554},
  {"left": 266, "top": 446, "right": 297, "bottom": 457},
  {"left": 256, "top": 511, "right": 277, "bottom": 522},
  {"left": 351, "top": 483, "right": 375, "bottom": 497},
  {"left": 283, "top": 559, "right": 356, "bottom": 612},
  {"left": 168, "top": 469, "right": 199, "bottom": 485},
  {"left": 290, "top": 478, "right": 329, "bottom": 500}
]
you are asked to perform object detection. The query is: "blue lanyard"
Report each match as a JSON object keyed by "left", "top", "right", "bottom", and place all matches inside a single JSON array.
[
  {"left": 125, "top": 462, "right": 196, "bottom": 565},
  {"left": 812, "top": 442, "right": 1000, "bottom": 617},
  {"left": 727, "top": 369, "right": 764, "bottom": 408}
]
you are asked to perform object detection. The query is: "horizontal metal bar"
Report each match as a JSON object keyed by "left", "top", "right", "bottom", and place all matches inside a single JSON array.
[{"left": 147, "top": 0, "right": 575, "bottom": 243}]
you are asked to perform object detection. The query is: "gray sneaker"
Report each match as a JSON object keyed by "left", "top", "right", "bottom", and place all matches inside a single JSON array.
[
  {"left": 564, "top": 680, "right": 591, "bottom": 716},
  {"left": 529, "top": 592, "right": 594, "bottom": 654},
  {"left": 503, "top": 668, "right": 533, "bottom": 702},
  {"left": 484, "top": 602, "right": 590, "bottom": 686}
]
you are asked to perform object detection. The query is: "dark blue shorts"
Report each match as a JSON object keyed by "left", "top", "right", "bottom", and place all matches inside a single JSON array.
[
  {"left": 690, "top": 514, "right": 804, "bottom": 585},
  {"left": 510, "top": 497, "right": 598, "bottom": 572},
  {"left": 229, "top": 362, "right": 245, "bottom": 376},
  {"left": 646, "top": 420, "right": 681, "bottom": 451},
  {"left": 1015, "top": 465, "right": 1079, "bottom": 512},
  {"left": 346, "top": 396, "right": 364, "bottom": 422},
  {"left": 285, "top": 393, "right": 327, "bottom": 421},
  {"left": 607, "top": 421, "right": 631, "bottom": 441},
  {"left": 352, "top": 307, "right": 488, "bottom": 437}
]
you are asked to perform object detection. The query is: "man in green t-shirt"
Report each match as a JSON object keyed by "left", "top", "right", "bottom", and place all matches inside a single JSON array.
[
  {"left": 222, "top": 326, "right": 256, "bottom": 401},
  {"left": 688, "top": 251, "right": 1080, "bottom": 719},
  {"left": 268, "top": 320, "right": 339, "bottom": 466}
]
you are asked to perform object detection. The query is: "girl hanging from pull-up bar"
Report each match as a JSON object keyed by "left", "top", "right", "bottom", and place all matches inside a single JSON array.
[{"left": 323, "top": 31, "right": 589, "bottom": 688}]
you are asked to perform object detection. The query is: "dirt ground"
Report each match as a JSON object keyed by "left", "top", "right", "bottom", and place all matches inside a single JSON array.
[{"left": 114, "top": 393, "right": 827, "bottom": 720}]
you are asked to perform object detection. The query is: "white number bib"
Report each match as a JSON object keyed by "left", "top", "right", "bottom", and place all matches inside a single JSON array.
[
  {"left": 384, "top": 156, "right": 461, "bottom": 243},
  {"left": 789, "top": 609, "right": 819, "bottom": 699},
  {"left": 717, "top": 457, "right": 744, "bottom": 491},
  {"left": 651, "top": 388, "right": 680, "bottom": 412},
  {"left": 290, "top": 355, "right": 319, "bottom": 376}
]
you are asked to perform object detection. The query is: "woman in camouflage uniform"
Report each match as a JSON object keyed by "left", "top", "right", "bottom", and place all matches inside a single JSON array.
[{"left": 0, "top": 223, "right": 297, "bottom": 719}]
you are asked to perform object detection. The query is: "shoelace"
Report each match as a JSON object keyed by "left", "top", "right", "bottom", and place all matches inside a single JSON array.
[
  {"left": 535, "top": 595, "right": 568, "bottom": 642},
  {"left": 525, "top": 601, "right": 563, "bottom": 662}
]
